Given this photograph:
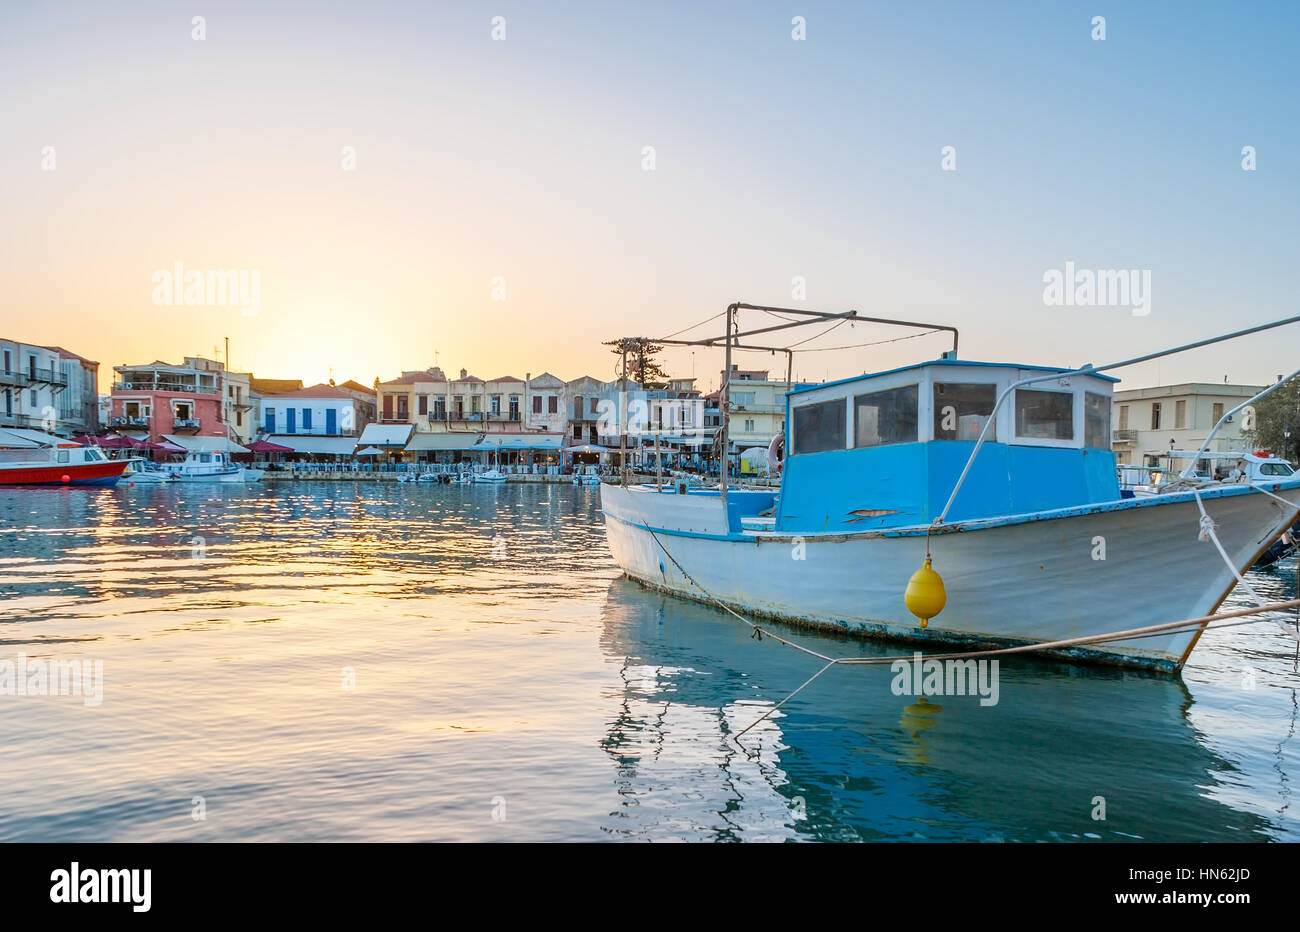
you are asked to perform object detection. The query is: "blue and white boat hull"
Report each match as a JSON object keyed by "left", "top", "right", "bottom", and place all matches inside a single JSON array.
[{"left": 600, "top": 481, "right": 1300, "bottom": 672}]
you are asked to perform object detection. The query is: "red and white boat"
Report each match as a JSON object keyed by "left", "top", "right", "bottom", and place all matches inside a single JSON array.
[{"left": 0, "top": 429, "right": 128, "bottom": 487}]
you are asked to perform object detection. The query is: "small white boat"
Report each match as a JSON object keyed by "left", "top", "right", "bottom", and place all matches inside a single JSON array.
[
  {"left": 474, "top": 469, "right": 508, "bottom": 483},
  {"left": 572, "top": 471, "right": 601, "bottom": 486},
  {"left": 164, "top": 451, "right": 263, "bottom": 483},
  {"left": 120, "top": 456, "right": 170, "bottom": 483}
]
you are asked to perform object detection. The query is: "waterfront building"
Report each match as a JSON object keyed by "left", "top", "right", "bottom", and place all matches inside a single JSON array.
[
  {"left": 1110, "top": 382, "right": 1267, "bottom": 466},
  {"left": 720, "top": 365, "right": 811, "bottom": 458},
  {"left": 109, "top": 356, "right": 231, "bottom": 445},
  {"left": 335, "top": 380, "right": 378, "bottom": 431},
  {"left": 565, "top": 375, "right": 607, "bottom": 445},
  {"left": 222, "top": 369, "right": 254, "bottom": 445},
  {"left": 0, "top": 339, "right": 71, "bottom": 434},
  {"left": 45, "top": 347, "right": 101, "bottom": 436},
  {"left": 525, "top": 373, "right": 566, "bottom": 435},
  {"left": 262, "top": 383, "right": 361, "bottom": 437}
]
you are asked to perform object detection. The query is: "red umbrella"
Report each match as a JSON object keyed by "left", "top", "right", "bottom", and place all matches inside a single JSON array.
[
  {"left": 148, "top": 440, "right": 187, "bottom": 452},
  {"left": 245, "top": 440, "right": 294, "bottom": 453},
  {"left": 95, "top": 435, "right": 144, "bottom": 449}
]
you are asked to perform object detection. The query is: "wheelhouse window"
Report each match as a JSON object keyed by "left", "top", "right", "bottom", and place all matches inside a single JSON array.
[
  {"left": 855, "top": 385, "right": 918, "bottom": 447},
  {"left": 792, "top": 399, "right": 846, "bottom": 454},
  {"left": 1015, "top": 389, "right": 1073, "bottom": 440},
  {"left": 1084, "top": 392, "right": 1110, "bottom": 448},
  {"left": 933, "top": 383, "right": 996, "bottom": 441},
  {"left": 1260, "top": 462, "right": 1295, "bottom": 476}
]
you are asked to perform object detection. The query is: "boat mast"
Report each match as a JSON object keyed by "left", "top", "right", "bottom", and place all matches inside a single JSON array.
[
  {"left": 619, "top": 346, "right": 628, "bottom": 487},
  {"left": 721, "top": 305, "right": 732, "bottom": 508}
]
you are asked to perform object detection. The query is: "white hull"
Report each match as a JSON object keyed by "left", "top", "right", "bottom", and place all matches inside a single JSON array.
[
  {"left": 600, "top": 482, "right": 1300, "bottom": 671},
  {"left": 167, "top": 468, "right": 262, "bottom": 483}
]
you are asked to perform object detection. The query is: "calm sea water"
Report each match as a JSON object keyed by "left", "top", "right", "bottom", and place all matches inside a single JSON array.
[{"left": 0, "top": 481, "right": 1296, "bottom": 842}]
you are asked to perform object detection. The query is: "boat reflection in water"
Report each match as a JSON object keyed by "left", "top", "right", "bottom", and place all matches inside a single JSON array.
[{"left": 597, "top": 577, "right": 1278, "bottom": 842}]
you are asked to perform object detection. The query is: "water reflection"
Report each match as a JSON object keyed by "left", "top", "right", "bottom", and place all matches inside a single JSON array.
[{"left": 598, "top": 576, "right": 1287, "bottom": 841}]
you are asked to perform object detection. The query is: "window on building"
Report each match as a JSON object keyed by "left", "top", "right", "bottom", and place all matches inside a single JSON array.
[
  {"left": 1015, "top": 389, "right": 1074, "bottom": 440},
  {"left": 1212, "top": 402, "right": 1224, "bottom": 423},
  {"left": 548, "top": 396, "right": 558, "bottom": 414},
  {"left": 590, "top": 397, "right": 598, "bottom": 415},
  {"left": 1174, "top": 399, "right": 1186, "bottom": 429},
  {"left": 533, "top": 395, "right": 542, "bottom": 414},
  {"left": 732, "top": 391, "right": 756, "bottom": 408},
  {"left": 1118, "top": 405, "right": 1129, "bottom": 430},
  {"left": 30, "top": 389, "right": 38, "bottom": 406},
  {"left": 792, "top": 399, "right": 846, "bottom": 454},
  {"left": 491, "top": 395, "right": 501, "bottom": 415},
  {"left": 397, "top": 397, "right": 408, "bottom": 419},
  {"left": 1150, "top": 402, "right": 1161, "bottom": 430},
  {"left": 509, "top": 396, "right": 519, "bottom": 420},
  {"left": 2, "top": 350, "right": 9, "bottom": 374},
  {"left": 855, "top": 385, "right": 918, "bottom": 448},
  {"left": 1084, "top": 392, "right": 1110, "bottom": 448},
  {"left": 744, "top": 418, "right": 755, "bottom": 432},
  {"left": 470, "top": 396, "right": 480, "bottom": 414},
  {"left": 418, "top": 395, "right": 428, "bottom": 416},
  {"left": 933, "top": 383, "right": 996, "bottom": 442},
  {"left": 434, "top": 398, "right": 446, "bottom": 420},
  {"left": 573, "top": 423, "right": 582, "bottom": 439},
  {"left": 382, "top": 396, "right": 393, "bottom": 420},
  {"left": 302, "top": 408, "right": 312, "bottom": 430},
  {"left": 573, "top": 396, "right": 583, "bottom": 418}
]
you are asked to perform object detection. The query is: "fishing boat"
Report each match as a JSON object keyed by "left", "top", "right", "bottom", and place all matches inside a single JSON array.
[
  {"left": 120, "top": 456, "right": 170, "bottom": 483},
  {"left": 599, "top": 304, "right": 1300, "bottom": 673},
  {"left": 474, "top": 443, "right": 508, "bottom": 482},
  {"left": 0, "top": 429, "right": 128, "bottom": 486},
  {"left": 163, "top": 451, "right": 263, "bottom": 483}
]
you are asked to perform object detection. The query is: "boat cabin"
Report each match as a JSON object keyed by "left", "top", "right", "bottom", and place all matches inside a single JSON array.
[{"left": 776, "top": 359, "right": 1120, "bottom": 532}]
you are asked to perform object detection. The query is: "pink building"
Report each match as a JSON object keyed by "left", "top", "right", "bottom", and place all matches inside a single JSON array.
[{"left": 109, "top": 357, "right": 229, "bottom": 445}]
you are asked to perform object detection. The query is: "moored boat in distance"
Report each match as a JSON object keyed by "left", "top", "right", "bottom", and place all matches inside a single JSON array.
[
  {"left": 163, "top": 451, "right": 263, "bottom": 483},
  {"left": 599, "top": 304, "right": 1300, "bottom": 673},
  {"left": 0, "top": 429, "right": 128, "bottom": 487}
]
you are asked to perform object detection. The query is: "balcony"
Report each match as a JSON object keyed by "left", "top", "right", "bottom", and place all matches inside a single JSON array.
[
  {"left": 26, "top": 366, "right": 68, "bottom": 388},
  {"left": 0, "top": 371, "right": 27, "bottom": 388},
  {"left": 113, "top": 380, "right": 218, "bottom": 395},
  {"left": 1112, "top": 429, "right": 1139, "bottom": 443},
  {"left": 172, "top": 417, "right": 202, "bottom": 432},
  {"left": 0, "top": 412, "right": 51, "bottom": 429},
  {"left": 110, "top": 415, "right": 151, "bottom": 429}
]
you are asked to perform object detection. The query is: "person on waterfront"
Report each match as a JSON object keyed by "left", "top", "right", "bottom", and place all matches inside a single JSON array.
[{"left": 1229, "top": 460, "right": 1245, "bottom": 482}]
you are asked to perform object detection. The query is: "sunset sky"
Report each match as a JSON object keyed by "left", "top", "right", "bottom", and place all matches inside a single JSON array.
[{"left": 2, "top": 1, "right": 1297, "bottom": 393}]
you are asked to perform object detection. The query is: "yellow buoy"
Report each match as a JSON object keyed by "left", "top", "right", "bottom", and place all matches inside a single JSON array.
[{"left": 904, "top": 556, "right": 946, "bottom": 628}]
